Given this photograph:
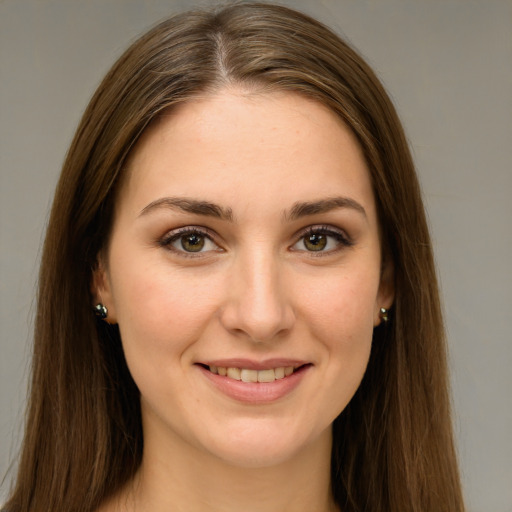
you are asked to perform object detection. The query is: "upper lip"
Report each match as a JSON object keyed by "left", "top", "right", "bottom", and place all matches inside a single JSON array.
[{"left": 197, "top": 358, "right": 311, "bottom": 370}]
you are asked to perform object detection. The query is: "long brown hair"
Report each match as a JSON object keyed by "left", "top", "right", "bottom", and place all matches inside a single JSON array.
[{"left": 4, "top": 3, "right": 464, "bottom": 511}]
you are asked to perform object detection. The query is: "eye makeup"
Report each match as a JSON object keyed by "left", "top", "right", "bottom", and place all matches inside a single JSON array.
[{"left": 157, "top": 222, "right": 354, "bottom": 260}]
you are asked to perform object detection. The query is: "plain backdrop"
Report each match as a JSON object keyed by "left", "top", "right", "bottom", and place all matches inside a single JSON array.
[{"left": 1, "top": 1, "right": 511, "bottom": 510}]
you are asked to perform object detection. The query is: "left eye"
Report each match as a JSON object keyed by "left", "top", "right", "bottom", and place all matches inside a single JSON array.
[{"left": 291, "top": 229, "right": 350, "bottom": 253}]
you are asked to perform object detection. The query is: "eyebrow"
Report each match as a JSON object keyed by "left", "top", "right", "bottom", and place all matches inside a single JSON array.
[
  {"left": 139, "top": 197, "right": 234, "bottom": 221},
  {"left": 139, "top": 195, "right": 366, "bottom": 223},
  {"left": 285, "top": 197, "right": 367, "bottom": 221}
]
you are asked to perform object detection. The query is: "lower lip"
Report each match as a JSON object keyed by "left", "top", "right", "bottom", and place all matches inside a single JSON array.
[{"left": 197, "top": 365, "right": 311, "bottom": 404}]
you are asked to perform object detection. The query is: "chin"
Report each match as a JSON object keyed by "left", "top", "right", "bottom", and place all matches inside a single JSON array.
[
  {"left": 209, "top": 442, "right": 306, "bottom": 469},
  {"left": 197, "top": 419, "right": 331, "bottom": 469}
]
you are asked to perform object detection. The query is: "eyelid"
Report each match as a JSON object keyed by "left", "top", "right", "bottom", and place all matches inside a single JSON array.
[
  {"left": 157, "top": 224, "right": 352, "bottom": 257},
  {"left": 290, "top": 224, "right": 353, "bottom": 254},
  {"left": 158, "top": 226, "right": 223, "bottom": 256}
]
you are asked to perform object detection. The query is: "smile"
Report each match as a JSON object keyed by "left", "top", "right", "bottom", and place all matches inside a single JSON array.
[
  {"left": 197, "top": 362, "right": 311, "bottom": 403},
  {"left": 207, "top": 365, "right": 297, "bottom": 383}
]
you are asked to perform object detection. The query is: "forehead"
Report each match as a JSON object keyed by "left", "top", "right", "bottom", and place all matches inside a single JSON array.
[{"left": 119, "top": 89, "right": 376, "bottom": 222}]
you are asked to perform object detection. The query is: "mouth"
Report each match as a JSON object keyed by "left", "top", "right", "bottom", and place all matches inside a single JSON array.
[
  {"left": 198, "top": 363, "right": 309, "bottom": 383},
  {"left": 196, "top": 361, "right": 312, "bottom": 403}
]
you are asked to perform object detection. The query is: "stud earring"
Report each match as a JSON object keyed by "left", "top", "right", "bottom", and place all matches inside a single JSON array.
[
  {"left": 94, "top": 303, "right": 108, "bottom": 319},
  {"left": 379, "top": 307, "right": 389, "bottom": 322}
]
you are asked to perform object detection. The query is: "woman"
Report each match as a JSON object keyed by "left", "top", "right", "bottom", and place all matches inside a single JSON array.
[{"left": 4, "top": 2, "right": 465, "bottom": 511}]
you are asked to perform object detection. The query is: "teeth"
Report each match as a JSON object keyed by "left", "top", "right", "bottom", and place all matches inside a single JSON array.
[
  {"left": 257, "top": 369, "right": 276, "bottom": 383},
  {"left": 207, "top": 365, "right": 299, "bottom": 382},
  {"left": 274, "top": 367, "right": 285, "bottom": 379},
  {"left": 227, "top": 367, "right": 241, "bottom": 380},
  {"left": 240, "top": 369, "right": 258, "bottom": 382}
]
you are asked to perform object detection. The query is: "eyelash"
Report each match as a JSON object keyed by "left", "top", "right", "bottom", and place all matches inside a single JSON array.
[
  {"left": 158, "top": 226, "right": 221, "bottom": 258},
  {"left": 158, "top": 225, "right": 353, "bottom": 258},
  {"left": 292, "top": 225, "right": 353, "bottom": 256}
]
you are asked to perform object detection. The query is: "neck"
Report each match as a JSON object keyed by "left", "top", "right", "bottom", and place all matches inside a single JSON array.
[{"left": 108, "top": 422, "right": 338, "bottom": 512}]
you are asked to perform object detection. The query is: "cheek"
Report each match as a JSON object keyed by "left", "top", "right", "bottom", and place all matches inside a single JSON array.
[
  {"left": 299, "top": 266, "right": 380, "bottom": 341},
  {"left": 296, "top": 266, "right": 379, "bottom": 409},
  {"left": 111, "top": 266, "right": 225, "bottom": 415},
  {"left": 110, "top": 261, "right": 223, "bottom": 359}
]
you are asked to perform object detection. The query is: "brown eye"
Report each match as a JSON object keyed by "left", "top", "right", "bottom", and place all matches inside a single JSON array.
[
  {"left": 303, "top": 233, "right": 327, "bottom": 251},
  {"left": 291, "top": 226, "right": 353, "bottom": 254},
  {"left": 180, "top": 233, "right": 205, "bottom": 252},
  {"left": 161, "top": 228, "right": 220, "bottom": 255}
]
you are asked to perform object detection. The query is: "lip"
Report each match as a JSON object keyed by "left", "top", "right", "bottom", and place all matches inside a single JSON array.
[
  {"left": 200, "top": 358, "right": 310, "bottom": 371},
  {"left": 196, "top": 360, "right": 312, "bottom": 404}
]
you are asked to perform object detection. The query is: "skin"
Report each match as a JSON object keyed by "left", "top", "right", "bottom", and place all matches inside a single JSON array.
[{"left": 94, "top": 88, "right": 393, "bottom": 512}]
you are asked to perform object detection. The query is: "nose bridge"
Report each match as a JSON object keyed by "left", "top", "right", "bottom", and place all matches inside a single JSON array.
[{"left": 220, "top": 243, "right": 294, "bottom": 342}]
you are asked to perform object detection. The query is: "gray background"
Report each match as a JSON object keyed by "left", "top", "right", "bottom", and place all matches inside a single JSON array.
[{"left": 1, "top": 0, "right": 511, "bottom": 510}]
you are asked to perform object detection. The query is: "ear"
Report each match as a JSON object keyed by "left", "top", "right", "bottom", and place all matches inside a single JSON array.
[
  {"left": 91, "top": 257, "right": 118, "bottom": 324},
  {"left": 374, "top": 255, "right": 395, "bottom": 327}
]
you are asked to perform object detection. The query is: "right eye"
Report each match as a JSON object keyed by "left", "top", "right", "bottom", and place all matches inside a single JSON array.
[{"left": 160, "top": 227, "right": 220, "bottom": 255}]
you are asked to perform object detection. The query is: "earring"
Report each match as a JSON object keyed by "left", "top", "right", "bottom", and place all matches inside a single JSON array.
[
  {"left": 94, "top": 303, "right": 108, "bottom": 319},
  {"left": 379, "top": 307, "right": 389, "bottom": 322}
]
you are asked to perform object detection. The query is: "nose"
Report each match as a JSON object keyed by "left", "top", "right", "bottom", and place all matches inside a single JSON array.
[{"left": 219, "top": 249, "right": 295, "bottom": 343}]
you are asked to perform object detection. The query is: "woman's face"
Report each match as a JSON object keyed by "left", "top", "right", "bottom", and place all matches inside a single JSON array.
[{"left": 95, "top": 89, "right": 393, "bottom": 468}]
